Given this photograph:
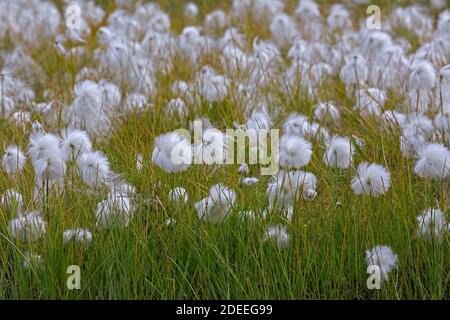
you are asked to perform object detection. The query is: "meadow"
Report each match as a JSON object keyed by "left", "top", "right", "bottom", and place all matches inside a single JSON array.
[{"left": 0, "top": 0, "right": 449, "bottom": 299}]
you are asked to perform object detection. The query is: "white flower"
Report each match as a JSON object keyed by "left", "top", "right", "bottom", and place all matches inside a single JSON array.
[
  {"left": 324, "top": 136, "right": 353, "bottom": 168},
  {"left": 414, "top": 143, "right": 450, "bottom": 179},
  {"left": 77, "top": 151, "right": 110, "bottom": 187},
  {"left": 403, "top": 113, "right": 433, "bottom": 139},
  {"left": 355, "top": 88, "right": 387, "bottom": 117},
  {"left": 60, "top": 129, "right": 92, "bottom": 161},
  {"left": 165, "top": 217, "right": 177, "bottom": 226},
  {"left": 125, "top": 93, "right": 148, "bottom": 111},
  {"left": 263, "top": 225, "right": 289, "bottom": 249},
  {"left": 282, "top": 206, "right": 294, "bottom": 221},
  {"left": 241, "top": 177, "right": 259, "bottom": 185},
  {"left": 152, "top": 132, "right": 192, "bottom": 173},
  {"left": 165, "top": 98, "right": 187, "bottom": 118},
  {"left": 279, "top": 134, "right": 312, "bottom": 169},
  {"left": 196, "top": 66, "right": 229, "bottom": 103},
  {"left": 327, "top": 4, "right": 351, "bottom": 31},
  {"left": 408, "top": 60, "right": 436, "bottom": 112},
  {"left": 69, "top": 80, "right": 110, "bottom": 136},
  {"left": 95, "top": 193, "right": 133, "bottom": 229},
  {"left": 351, "top": 162, "right": 391, "bottom": 196},
  {"left": 63, "top": 228, "right": 93, "bottom": 245},
  {"left": 184, "top": 2, "right": 199, "bottom": 20},
  {"left": 22, "top": 251, "right": 43, "bottom": 270},
  {"left": 2, "top": 145, "right": 26, "bottom": 175},
  {"left": 169, "top": 187, "right": 188, "bottom": 203},
  {"left": 194, "top": 128, "right": 227, "bottom": 165},
  {"left": 1, "top": 189, "right": 23, "bottom": 213},
  {"left": 9, "top": 211, "right": 46, "bottom": 242},
  {"left": 383, "top": 110, "right": 406, "bottom": 127},
  {"left": 270, "top": 13, "right": 298, "bottom": 48},
  {"left": 417, "top": 208, "right": 448, "bottom": 242},
  {"left": 204, "top": 9, "right": 228, "bottom": 34},
  {"left": 136, "top": 153, "right": 143, "bottom": 171},
  {"left": 28, "top": 133, "right": 66, "bottom": 184},
  {"left": 195, "top": 184, "right": 236, "bottom": 223},
  {"left": 314, "top": 102, "right": 340, "bottom": 122},
  {"left": 283, "top": 113, "right": 315, "bottom": 137},
  {"left": 246, "top": 109, "right": 272, "bottom": 131},
  {"left": 28, "top": 133, "right": 60, "bottom": 163},
  {"left": 365, "top": 245, "right": 398, "bottom": 281},
  {"left": 267, "top": 170, "right": 317, "bottom": 208},
  {"left": 238, "top": 163, "right": 249, "bottom": 174},
  {"left": 340, "top": 54, "right": 368, "bottom": 89},
  {"left": 409, "top": 60, "right": 436, "bottom": 91}
]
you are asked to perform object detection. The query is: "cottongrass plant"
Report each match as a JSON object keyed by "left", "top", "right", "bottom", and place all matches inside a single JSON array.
[{"left": 0, "top": 0, "right": 448, "bottom": 299}]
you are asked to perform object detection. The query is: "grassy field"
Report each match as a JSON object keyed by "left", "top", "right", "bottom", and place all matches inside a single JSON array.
[{"left": 0, "top": 0, "right": 449, "bottom": 299}]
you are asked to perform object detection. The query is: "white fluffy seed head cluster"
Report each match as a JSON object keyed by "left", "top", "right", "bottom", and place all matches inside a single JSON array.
[{"left": 195, "top": 184, "right": 237, "bottom": 224}]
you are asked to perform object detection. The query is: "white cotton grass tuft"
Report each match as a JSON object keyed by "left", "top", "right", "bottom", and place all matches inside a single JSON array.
[
  {"left": 168, "top": 187, "right": 188, "bottom": 203},
  {"left": 413, "top": 143, "right": 450, "bottom": 179},
  {"left": 354, "top": 88, "right": 387, "bottom": 117},
  {"left": 195, "top": 184, "right": 236, "bottom": 223},
  {"left": 383, "top": 110, "right": 406, "bottom": 128},
  {"left": 314, "top": 102, "right": 340, "bottom": 122},
  {"left": 283, "top": 113, "right": 316, "bottom": 137},
  {"left": 1, "top": 189, "right": 23, "bottom": 213},
  {"left": 136, "top": 153, "right": 143, "bottom": 171},
  {"left": 165, "top": 98, "right": 187, "bottom": 118},
  {"left": 408, "top": 60, "right": 436, "bottom": 91},
  {"left": 95, "top": 192, "right": 133, "bottom": 229},
  {"left": 22, "top": 251, "right": 43, "bottom": 270},
  {"left": 324, "top": 136, "right": 353, "bottom": 168},
  {"left": 164, "top": 217, "right": 177, "bottom": 227},
  {"left": 279, "top": 134, "right": 312, "bottom": 169},
  {"left": 28, "top": 133, "right": 66, "bottom": 184},
  {"left": 416, "top": 208, "right": 448, "bottom": 242},
  {"left": 2, "top": 145, "right": 26, "bottom": 175},
  {"left": 60, "top": 129, "right": 92, "bottom": 161},
  {"left": 77, "top": 151, "right": 111, "bottom": 187},
  {"left": 246, "top": 109, "right": 272, "bottom": 131},
  {"left": 9, "top": 211, "right": 46, "bottom": 243},
  {"left": 351, "top": 162, "right": 391, "bottom": 196},
  {"left": 365, "top": 245, "right": 398, "bottom": 281},
  {"left": 267, "top": 170, "right": 317, "bottom": 208},
  {"left": 63, "top": 228, "right": 93, "bottom": 246},
  {"left": 263, "top": 225, "right": 289, "bottom": 249},
  {"left": 238, "top": 163, "right": 249, "bottom": 174},
  {"left": 241, "top": 177, "right": 259, "bottom": 185},
  {"left": 193, "top": 128, "right": 227, "bottom": 165},
  {"left": 152, "top": 132, "right": 192, "bottom": 173},
  {"left": 184, "top": 2, "right": 199, "bottom": 20}
]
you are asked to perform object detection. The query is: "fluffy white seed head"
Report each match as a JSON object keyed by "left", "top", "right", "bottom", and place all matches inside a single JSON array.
[
  {"left": 77, "top": 151, "right": 111, "bottom": 187},
  {"left": 414, "top": 143, "right": 450, "bottom": 179},
  {"left": 417, "top": 208, "right": 448, "bottom": 242},
  {"left": 365, "top": 245, "right": 398, "bottom": 281},
  {"left": 324, "top": 136, "right": 353, "bottom": 169},
  {"left": 63, "top": 228, "right": 93, "bottom": 246},
  {"left": 279, "top": 134, "right": 312, "bottom": 169},
  {"left": 2, "top": 145, "right": 26, "bottom": 175},
  {"left": 351, "top": 162, "right": 391, "bottom": 196},
  {"left": 152, "top": 132, "right": 192, "bottom": 173},
  {"left": 264, "top": 224, "right": 289, "bottom": 249},
  {"left": 60, "top": 129, "right": 92, "bottom": 162},
  {"left": 195, "top": 184, "right": 236, "bottom": 223},
  {"left": 9, "top": 211, "right": 46, "bottom": 243}
]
